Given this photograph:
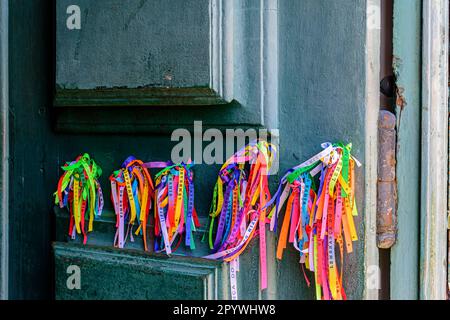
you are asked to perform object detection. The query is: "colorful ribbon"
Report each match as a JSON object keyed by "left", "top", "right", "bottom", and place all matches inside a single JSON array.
[
  {"left": 267, "top": 142, "right": 361, "bottom": 300},
  {"left": 203, "top": 140, "right": 276, "bottom": 300},
  {"left": 53, "top": 142, "right": 362, "bottom": 301},
  {"left": 110, "top": 156, "right": 155, "bottom": 251},
  {"left": 54, "top": 153, "right": 103, "bottom": 244},
  {"left": 145, "top": 161, "right": 200, "bottom": 255}
]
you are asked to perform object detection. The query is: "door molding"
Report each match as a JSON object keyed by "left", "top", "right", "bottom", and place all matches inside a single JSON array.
[
  {"left": 0, "top": 0, "right": 9, "bottom": 300},
  {"left": 364, "top": 0, "right": 381, "bottom": 300},
  {"left": 421, "top": 0, "right": 449, "bottom": 300}
]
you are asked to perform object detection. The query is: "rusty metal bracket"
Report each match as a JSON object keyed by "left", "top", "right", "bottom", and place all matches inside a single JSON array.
[{"left": 377, "top": 110, "right": 397, "bottom": 249}]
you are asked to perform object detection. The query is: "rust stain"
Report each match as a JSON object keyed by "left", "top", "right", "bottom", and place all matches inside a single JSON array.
[
  {"left": 392, "top": 55, "right": 407, "bottom": 111},
  {"left": 396, "top": 86, "right": 407, "bottom": 110}
]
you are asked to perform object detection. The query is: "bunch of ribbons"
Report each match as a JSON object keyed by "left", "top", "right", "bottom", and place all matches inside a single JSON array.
[
  {"left": 109, "top": 156, "right": 154, "bottom": 251},
  {"left": 149, "top": 161, "right": 200, "bottom": 255},
  {"left": 269, "top": 142, "right": 361, "bottom": 300},
  {"left": 53, "top": 142, "right": 362, "bottom": 301},
  {"left": 204, "top": 140, "right": 276, "bottom": 300},
  {"left": 54, "top": 153, "right": 104, "bottom": 244}
]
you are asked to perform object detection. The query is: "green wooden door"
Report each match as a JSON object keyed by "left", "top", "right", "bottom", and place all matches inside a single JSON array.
[{"left": 6, "top": 0, "right": 375, "bottom": 300}]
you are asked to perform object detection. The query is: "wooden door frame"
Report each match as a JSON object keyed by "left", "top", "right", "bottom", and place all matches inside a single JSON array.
[
  {"left": 0, "top": 0, "right": 9, "bottom": 300},
  {"left": 420, "top": 0, "right": 449, "bottom": 300},
  {"left": 364, "top": 0, "right": 381, "bottom": 300}
]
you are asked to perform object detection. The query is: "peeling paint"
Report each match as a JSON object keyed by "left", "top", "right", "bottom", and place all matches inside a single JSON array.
[
  {"left": 390, "top": 0, "right": 421, "bottom": 300},
  {"left": 396, "top": 86, "right": 407, "bottom": 110}
]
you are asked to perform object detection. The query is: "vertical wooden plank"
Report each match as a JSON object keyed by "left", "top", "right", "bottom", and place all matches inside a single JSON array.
[
  {"left": 278, "top": 0, "right": 370, "bottom": 299},
  {"left": 365, "top": 0, "right": 381, "bottom": 300},
  {"left": 391, "top": 0, "right": 421, "bottom": 300},
  {"left": 261, "top": 0, "right": 278, "bottom": 131},
  {"left": 9, "top": 0, "right": 54, "bottom": 299},
  {"left": 0, "top": 0, "right": 8, "bottom": 300},
  {"left": 10, "top": 0, "right": 278, "bottom": 300},
  {"left": 261, "top": 0, "right": 278, "bottom": 300},
  {"left": 421, "top": 0, "right": 449, "bottom": 300}
]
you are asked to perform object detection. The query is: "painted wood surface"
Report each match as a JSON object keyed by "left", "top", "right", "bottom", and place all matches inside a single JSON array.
[
  {"left": 8, "top": 0, "right": 56, "bottom": 299},
  {"left": 420, "top": 0, "right": 448, "bottom": 300},
  {"left": 54, "top": 242, "right": 229, "bottom": 300},
  {"left": 0, "top": 0, "right": 9, "bottom": 300},
  {"left": 9, "top": 0, "right": 372, "bottom": 300},
  {"left": 54, "top": 0, "right": 279, "bottom": 137},
  {"left": 391, "top": 0, "right": 421, "bottom": 300},
  {"left": 278, "top": 0, "right": 369, "bottom": 300}
]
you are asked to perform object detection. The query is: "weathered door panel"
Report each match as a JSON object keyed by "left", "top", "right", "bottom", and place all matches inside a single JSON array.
[
  {"left": 51, "top": 0, "right": 279, "bottom": 300},
  {"left": 0, "top": 0, "right": 8, "bottom": 300}
]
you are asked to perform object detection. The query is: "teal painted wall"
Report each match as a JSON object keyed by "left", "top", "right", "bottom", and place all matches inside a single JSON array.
[{"left": 9, "top": 0, "right": 368, "bottom": 299}]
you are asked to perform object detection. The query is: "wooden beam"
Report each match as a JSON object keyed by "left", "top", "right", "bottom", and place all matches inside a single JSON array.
[{"left": 421, "top": 0, "right": 448, "bottom": 300}]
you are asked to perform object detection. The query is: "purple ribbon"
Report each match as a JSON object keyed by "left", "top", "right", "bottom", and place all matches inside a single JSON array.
[
  {"left": 143, "top": 161, "right": 173, "bottom": 169},
  {"left": 213, "top": 184, "right": 233, "bottom": 251}
]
